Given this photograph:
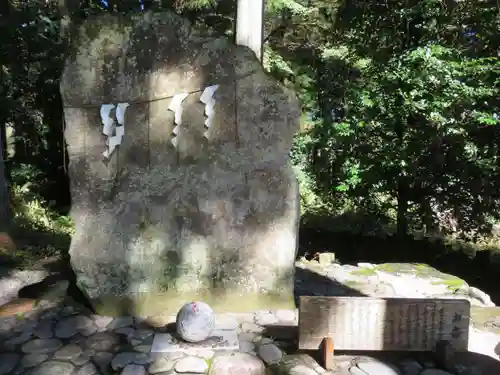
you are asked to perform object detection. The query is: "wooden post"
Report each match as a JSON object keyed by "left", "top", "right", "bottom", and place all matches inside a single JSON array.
[
  {"left": 435, "top": 340, "right": 454, "bottom": 371},
  {"left": 235, "top": 0, "right": 265, "bottom": 63},
  {"left": 321, "top": 336, "right": 335, "bottom": 370}
]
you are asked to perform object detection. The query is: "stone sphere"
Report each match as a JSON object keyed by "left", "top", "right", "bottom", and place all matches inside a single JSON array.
[{"left": 176, "top": 301, "right": 215, "bottom": 343}]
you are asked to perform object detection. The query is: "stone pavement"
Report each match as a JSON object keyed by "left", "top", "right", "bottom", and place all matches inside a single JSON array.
[{"left": 0, "top": 300, "right": 495, "bottom": 375}]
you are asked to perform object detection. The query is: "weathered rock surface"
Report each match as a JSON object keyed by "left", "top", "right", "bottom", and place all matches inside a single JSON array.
[
  {"left": 296, "top": 257, "right": 496, "bottom": 308},
  {"left": 0, "top": 269, "right": 50, "bottom": 306},
  {"left": 60, "top": 11, "right": 300, "bottom": 316}
]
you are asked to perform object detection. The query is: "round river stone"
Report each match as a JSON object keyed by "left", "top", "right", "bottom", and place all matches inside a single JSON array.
[{"left": 176, "top": 301, "right": 215, "bottom": 343}]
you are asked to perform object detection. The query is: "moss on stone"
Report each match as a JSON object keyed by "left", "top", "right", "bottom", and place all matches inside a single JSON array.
[
  {"left": 348, "top": 263, "right": 466, "bottom": 293},
  {"left": 375, "top": 263, "right": 415, "bottom": 274},
  {"left": 158, "top": 250, "right": 182, "bottom": 292},
  {"left": 94, "top": 297, "right": 131, "bottom": 316},
  {"left": 343, "top": 280, "right": 363, "bottom": 288},
  {"left": 75, "top": 16, "right": 132, "bottom": 60},
  {"left": 349, "top": 267, "right": 377, "bottom": 276},
  {"left": 368, "top": 262, "right": 462, "bottom": 280},
  {"left": 91, "top": 290, "right": 296, "bottom": 317},
  {"left": 431, "top": 277, "right": 466, "bottom": 290}
]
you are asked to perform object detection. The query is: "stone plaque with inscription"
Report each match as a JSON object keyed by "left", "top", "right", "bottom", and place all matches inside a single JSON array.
[
  {"left": 60, "top": 10, "right": 300, "bottom": 317},
  {"left": 298, "top": 297, "right": 470, "bottom": 352}
]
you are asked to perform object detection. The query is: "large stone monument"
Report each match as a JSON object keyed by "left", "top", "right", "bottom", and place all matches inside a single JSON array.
[{"left": 60, "top": 11, "right": 300, "bottom": 316}]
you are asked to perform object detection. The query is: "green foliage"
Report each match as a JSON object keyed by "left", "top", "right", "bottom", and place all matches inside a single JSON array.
[
  {"left": 265, "top": 0, "right": 500, "bottom": 239},
  {"left": 2, "top": 0, "right": 500, "bottom": 265},
  {"left": 4, "top": 180, "right": 73, "bottom": 268},
  {"left": 11, "top": 182, "right": 73, "bottom": 235},
  {"left": 175, "top": 0, "right": 217, "bottom": 10}
]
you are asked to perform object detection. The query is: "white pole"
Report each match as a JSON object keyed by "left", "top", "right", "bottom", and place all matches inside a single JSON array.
[
  {"left": 235, "top": 0, "right": 264, "bottom": 63},
  {"left": 0, "top": 129, "right": 11, "bottom": 230}
]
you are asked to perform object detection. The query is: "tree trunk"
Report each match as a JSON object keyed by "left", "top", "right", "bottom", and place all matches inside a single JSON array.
[
  {"left": 396, "top": 179, "right": 408, "bottom": 237},
  {"left": 235, "top": 0, "right": 264, "bottom": 63},
  {"left": 0, "top": 123, "right": 12, "bottom": 231},
  {"left": 395, "top": 114, "right": 408, "bottom": 238}
]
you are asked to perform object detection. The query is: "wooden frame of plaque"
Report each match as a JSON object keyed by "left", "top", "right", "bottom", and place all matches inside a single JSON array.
[{"left": 298, "top": 296, "right": 470, "bottom": 371}]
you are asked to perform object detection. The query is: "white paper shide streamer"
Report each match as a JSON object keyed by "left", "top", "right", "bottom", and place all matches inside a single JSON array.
[
  {"left": 168, "top": 93, "right": 189, "bottom": 148},
  {"left": 200, "top": 85, "right": 219, "bottom": 138},
  {"left": 100, "top": 102, "right": 129, "bottom": 159},
  {"left": 100, "top": 86, "right": 219, "bottom": 155}
]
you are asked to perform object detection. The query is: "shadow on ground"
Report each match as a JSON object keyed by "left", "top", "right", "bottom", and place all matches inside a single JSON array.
[
  {"left": 293, "top": 266, "right": 366, "bottom": 304},
  {"left": 0, "top": 262, "right": 365, "bottom": 324}
]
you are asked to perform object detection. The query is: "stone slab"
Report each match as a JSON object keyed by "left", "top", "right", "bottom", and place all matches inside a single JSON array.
[
  {"left": 299, "top": 296, "right": 471, "bottom": 352},
  {"left": 151, "top": 330, "right": 239, "bottom": 353},
  {"left": 61, "top": 10, "right": 300, "bottom": 318},
  {"left": 214, "top": 315, "right": 240, "bottom": 330}
]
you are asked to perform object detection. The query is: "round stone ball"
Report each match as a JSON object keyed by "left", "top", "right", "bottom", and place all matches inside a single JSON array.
[{"left": 176, "top": 301, "right": 216, "bottom": 343}]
